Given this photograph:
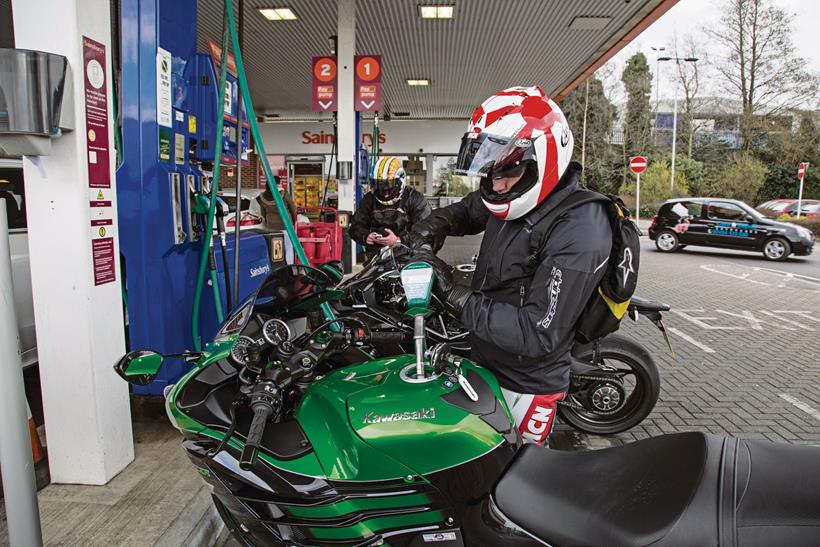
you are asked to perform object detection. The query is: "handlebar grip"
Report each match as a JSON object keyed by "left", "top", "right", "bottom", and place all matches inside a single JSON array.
[
  {"left": 369, "top": 330, "right": 409, "bottom": 345},
  {"left": 239, "top": 405, "right": 272, "bottom": 471}
]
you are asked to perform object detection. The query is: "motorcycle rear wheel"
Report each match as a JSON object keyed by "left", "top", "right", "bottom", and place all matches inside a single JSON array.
[{"left": 560, "top": 334, "right": 661, "bottom": 435}]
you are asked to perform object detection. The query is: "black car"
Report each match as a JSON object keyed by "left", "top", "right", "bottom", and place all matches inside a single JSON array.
[{"left": 648, "top": 198, "right": 815, "bottom": 261}]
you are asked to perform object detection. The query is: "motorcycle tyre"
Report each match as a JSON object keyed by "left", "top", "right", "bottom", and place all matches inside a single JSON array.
[{"left": 561, "top": 334, "right": 661, "bottom": 435}]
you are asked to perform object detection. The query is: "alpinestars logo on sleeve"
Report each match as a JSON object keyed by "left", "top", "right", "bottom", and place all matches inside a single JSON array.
[
  {"left": 539, "top": 267, "right": 563, "bottom": 329},
  {"left": 618, "top": 248, "right": 634, "bottom": 287}
]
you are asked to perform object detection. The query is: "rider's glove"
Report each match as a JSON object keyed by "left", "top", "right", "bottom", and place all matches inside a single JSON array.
[{"left": 445, "top": 285, "right": 473, "bottom": 317}]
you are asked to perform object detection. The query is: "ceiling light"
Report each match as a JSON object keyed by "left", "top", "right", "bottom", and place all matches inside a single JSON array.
[
  {"left": 419, "top": 5, "right": 454, "bottom": 19},
  {"left": 568, "top": 16, "right": 612, "bottom": 30},
  {"left": 407, "top": 79, "right": 430, "bottom": 86},
  {"left": 259, "top": 7, "right": 298, "bottom": 21}
]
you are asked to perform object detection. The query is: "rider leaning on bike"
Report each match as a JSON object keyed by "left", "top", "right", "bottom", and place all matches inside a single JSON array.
[{"left": 407, "top": 86, "right": 612, "bottom": 445}]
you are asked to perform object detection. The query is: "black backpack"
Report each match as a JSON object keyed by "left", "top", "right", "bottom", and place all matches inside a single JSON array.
[{"left": 524, "top": 189, "right": 640, "bottom": 344}]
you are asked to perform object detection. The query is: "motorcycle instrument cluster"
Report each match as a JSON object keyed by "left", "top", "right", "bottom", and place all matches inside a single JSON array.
[{"left": 261, "top": 318, "right": 292, "bottom": 345}]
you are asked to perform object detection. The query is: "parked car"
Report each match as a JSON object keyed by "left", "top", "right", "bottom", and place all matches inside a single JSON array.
[
  {"left": 0, "top": 157, "right": 38, "bottom": 367},
  {"left": 756, "top": 199, "right": 820, "bottom": 218},
  {"left": 648, "top": 197, "right": 815, "bottom": 261}
]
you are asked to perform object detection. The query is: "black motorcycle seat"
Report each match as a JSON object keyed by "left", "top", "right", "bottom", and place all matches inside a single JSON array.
[
  {"left": 494, "top": 432, "right": 820, "bottom": 546},
  {"left": 628, "top": 296, "right": 671, "bottom": 313}
]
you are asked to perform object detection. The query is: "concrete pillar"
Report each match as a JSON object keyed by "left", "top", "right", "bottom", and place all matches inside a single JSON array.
[
  {"left": 13, "top": 0, "right": 134, "bottom": 484},
  {"left": 337, "top": 0, "right": 357, "bottom": 261},
  {"left": 425, "top": 153, "right": 435, "bottom": 196}
]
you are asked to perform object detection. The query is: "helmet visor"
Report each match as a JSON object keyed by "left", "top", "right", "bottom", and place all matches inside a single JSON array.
[
  {"left": 456, "top": 132, "right": 538, "bottom": 203},
  {"left": 455, "top": 132, "right": 535, "bottom": 179}
]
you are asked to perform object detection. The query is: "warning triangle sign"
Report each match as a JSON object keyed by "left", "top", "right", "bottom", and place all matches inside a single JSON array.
[{"left": 97, "top": 190, "right": 104, "bottom": 200}]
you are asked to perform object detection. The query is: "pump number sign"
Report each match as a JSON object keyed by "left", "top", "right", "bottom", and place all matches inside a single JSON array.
[
  {"left": 312, "top": 56, "right": 337, "bottom": 112},
  {"left": 355, "top": 55, "right": 382, "bottom": 112}
]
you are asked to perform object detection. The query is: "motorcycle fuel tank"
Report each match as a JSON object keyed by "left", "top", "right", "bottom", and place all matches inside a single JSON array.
[{"left": 296, "top": 354, "right": 515, "bottom": 481}]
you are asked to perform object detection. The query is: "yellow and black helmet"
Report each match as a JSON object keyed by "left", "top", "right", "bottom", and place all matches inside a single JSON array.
[{"left": 370, "top": 156, "right": 406, "bottom": 205}]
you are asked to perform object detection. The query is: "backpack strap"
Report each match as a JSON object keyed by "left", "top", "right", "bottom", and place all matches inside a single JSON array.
[{"left": 524, "top": 189, "right": 609, "bottom": 273}]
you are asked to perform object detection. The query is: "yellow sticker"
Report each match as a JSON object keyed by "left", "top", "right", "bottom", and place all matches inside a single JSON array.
[
  {"left": 188, "top": 115, "right": 197, "bottom": 134},
  {"left": 99, "top": 227, "right": 106, "bottom": 237},
  {"left": 97, "top": 190, "right": 104, "bottom": 200}
]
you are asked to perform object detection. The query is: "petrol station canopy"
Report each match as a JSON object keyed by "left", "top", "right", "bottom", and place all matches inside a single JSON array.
[{"left": 196, "top": 0, "right": 677, "bottom": 120}]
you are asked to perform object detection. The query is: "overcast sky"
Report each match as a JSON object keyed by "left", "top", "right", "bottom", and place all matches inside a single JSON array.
[{"left": 603, "top": 0, "right": 820, "bottom": 103}]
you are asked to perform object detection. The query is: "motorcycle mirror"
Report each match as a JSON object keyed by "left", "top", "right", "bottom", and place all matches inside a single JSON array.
[{"left": 114, "top": 350, "right": 165, "bottom": 386}]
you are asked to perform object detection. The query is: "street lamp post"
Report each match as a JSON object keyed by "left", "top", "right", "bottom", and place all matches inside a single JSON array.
[
  {"left": 651, "top": 46, "right": 665, "bottom": 146},
  {"left": 658, "top": 56, "right": 698, "bottom": 194}
]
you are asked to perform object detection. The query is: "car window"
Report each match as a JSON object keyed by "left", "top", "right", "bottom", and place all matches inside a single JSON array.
[
  {"left": 769, "top": 202, "right": 792, "bottom": 212},
  {"left": 668, "top": 201, "right": 702, "bottom": 219},
  {"left": 0, "top": 167, "right": 26, "bottom": 230},
  {"left": 707, "top": 202, "right": 747, "bottom": 221},
  {"left": 801, "top": 203, "right": 820, "bottom": 212}
]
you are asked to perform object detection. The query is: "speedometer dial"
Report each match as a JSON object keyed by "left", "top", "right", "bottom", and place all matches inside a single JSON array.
[
  {"left": 230, "top": 335, "right": 257, "bottom": 366},
  {"left": 262, "top": 318, "right": 292, "bottom": 345}
]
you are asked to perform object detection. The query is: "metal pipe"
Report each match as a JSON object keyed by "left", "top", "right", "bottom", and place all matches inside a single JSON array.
[
  {"left": 0, "top": 202, "right": 43, "bottom": 546},
  {"left": 414, "top": 314, "right": 425, "bottom": 378},
  {"left": 232, "top": 0, "right": 245, "bottom": 307}
]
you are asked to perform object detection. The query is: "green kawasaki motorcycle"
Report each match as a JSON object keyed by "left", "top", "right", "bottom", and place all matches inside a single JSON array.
[{"left": 116, "top": 263, "right": 820, "bottom": 546}]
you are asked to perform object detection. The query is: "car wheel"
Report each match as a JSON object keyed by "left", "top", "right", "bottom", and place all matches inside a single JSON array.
[
  {"left": 655, "top": 230, "right": 679, "bottom": 252},
  {"left": 762, "top": 237, "right": 791, "bottom": 261}
]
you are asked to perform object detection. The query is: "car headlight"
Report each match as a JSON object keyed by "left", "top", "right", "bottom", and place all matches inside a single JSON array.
[{"left": 795, "top": 227, "right": 813, "bottom": 240}]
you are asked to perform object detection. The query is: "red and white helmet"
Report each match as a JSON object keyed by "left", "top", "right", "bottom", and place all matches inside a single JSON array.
[{"left": 456, "top": 86, "right": 574, "bottom": 221}]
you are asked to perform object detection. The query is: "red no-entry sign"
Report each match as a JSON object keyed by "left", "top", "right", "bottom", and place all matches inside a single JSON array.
[
  {"left": 798, "top": 162, "right": 809, "bottom": 181},
  {"left": 629, "top": 156, "right": 648, "bottom": 174}
]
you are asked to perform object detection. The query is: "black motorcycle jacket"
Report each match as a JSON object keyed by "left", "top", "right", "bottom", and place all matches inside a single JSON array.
[
  {"left": 409, "top": 163, "right": 612, "bottom": 394},
  {"left": 349, "top": 186, "right": 432, "bottom": 258}
]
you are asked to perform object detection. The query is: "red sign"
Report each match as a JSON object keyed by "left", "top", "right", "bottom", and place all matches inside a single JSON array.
[
  {"left": 629, "top": 156, "right": 648, "bottom": 174},
  {"left": 355, "top": 55, "right": 382, "bottom": 112},
  {"left": 312, "top": 57, "right": 337, "bottom": 112},
  {"left": 206, "top": 38, "right": 238, "bottom": 77},
  {"left": 82, "top": 37, "right": 111, "bottom": 189},
  {"left": 798, "top": 162, "right": 809, "bottom": 181}
]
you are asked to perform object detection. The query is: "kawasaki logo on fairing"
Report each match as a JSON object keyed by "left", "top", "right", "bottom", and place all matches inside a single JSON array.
[
  {"left": 363, "top": 407, "right": 436, "bottom": 425},
  {"left": 250, "top": 265, "right": 271, "bottom": 278}
]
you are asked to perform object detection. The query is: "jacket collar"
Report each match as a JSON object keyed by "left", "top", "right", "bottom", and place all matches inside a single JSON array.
[{"left": 524, "top": 161, "right": 583, "bottom": 226}]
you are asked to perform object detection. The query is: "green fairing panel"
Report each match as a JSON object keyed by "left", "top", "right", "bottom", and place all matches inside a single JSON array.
[
  {"left": 298, "top": 355, "right": 510, "bottom": 481},
  {"left": 309, "top": 510, "right": 445, "bottom": 541},
  {"left": 165, "top": 336, "right": 327, "bottom": 478}
]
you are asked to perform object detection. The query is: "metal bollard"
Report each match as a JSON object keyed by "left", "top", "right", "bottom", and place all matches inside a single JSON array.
[{"left": 0, "top": 200, "right": 44, "bottom": 546}]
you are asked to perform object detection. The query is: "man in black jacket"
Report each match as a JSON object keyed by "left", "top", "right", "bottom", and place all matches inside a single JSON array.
[
  {"left": 408, "top": 87, "right": 612, "bottom": 444},
  {"left": 349, "top": 156, "right": 431, "bottom": 261}
]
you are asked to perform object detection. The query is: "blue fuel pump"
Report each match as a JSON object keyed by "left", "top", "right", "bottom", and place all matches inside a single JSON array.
[{"left": 116, "top": 0, "right": 284, "bottom": 395}]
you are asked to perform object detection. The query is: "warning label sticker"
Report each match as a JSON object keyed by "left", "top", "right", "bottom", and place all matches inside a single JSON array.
[{"left": 91, "top": 218, "right": 115, "bottom": 286}]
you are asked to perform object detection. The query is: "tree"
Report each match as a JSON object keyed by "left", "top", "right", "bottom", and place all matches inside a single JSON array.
[
  {"left": 707, "top": 153, "right": 768, "bottom": 202},
  {"left": 560, "top": 75, "right": 619, "bottom": 194},
  {"left": 706, "top": 0, "right": 819, "bottom": 150},
  {"left": 621, "top": 53, "right": 653, "bottom": 157},
  {"left": 674, "top": 35, "right": 703, "bottom": 157}
]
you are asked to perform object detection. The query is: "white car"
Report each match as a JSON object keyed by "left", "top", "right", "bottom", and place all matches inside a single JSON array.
[{"left": 1, "top": 157, "right": 37, "bottom": 367}]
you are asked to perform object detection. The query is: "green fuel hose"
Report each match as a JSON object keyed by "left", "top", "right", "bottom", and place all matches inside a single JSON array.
[
  {"left": 191, "top": 5, "right": 231, "bottom": 352},
  {"left": 221, "top": 0, "right": 336, "bottom": 326}
]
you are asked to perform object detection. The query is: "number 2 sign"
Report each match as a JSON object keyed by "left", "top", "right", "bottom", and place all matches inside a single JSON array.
[{"left": 312, "top": 56, "right": 337, "bottom": 112}]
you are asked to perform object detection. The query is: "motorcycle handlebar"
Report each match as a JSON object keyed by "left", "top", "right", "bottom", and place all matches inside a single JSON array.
[{"left": 239, "top": 403, "right": 273, "bottom": 471}]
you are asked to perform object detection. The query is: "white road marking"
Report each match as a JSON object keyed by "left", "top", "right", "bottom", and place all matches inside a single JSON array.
[
  {"left": 759, "top": 310, "right": 814, "bottom": 331},
  {"left": 715, "top": 309, "right": 763, "bottom": 330},
  {"left": 779, "top": 393, "right": 820, "bottom": 422},
  {"left": 668, "top": 327, "right": 716, "bottom": 353},
  {"left": 671, "top": 309, "right": 739, "bottom": 330},
  {"left": 700, "top": 264, "right": 769, "bottom": 285},
  {"left": 755, "top": 267, "right": 820, "bottom": 284}
]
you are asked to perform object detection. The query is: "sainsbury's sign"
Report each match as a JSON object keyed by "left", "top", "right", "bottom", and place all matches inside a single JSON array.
[{"left": 301, "top": 130, "right": 386, "bottom": 146}]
